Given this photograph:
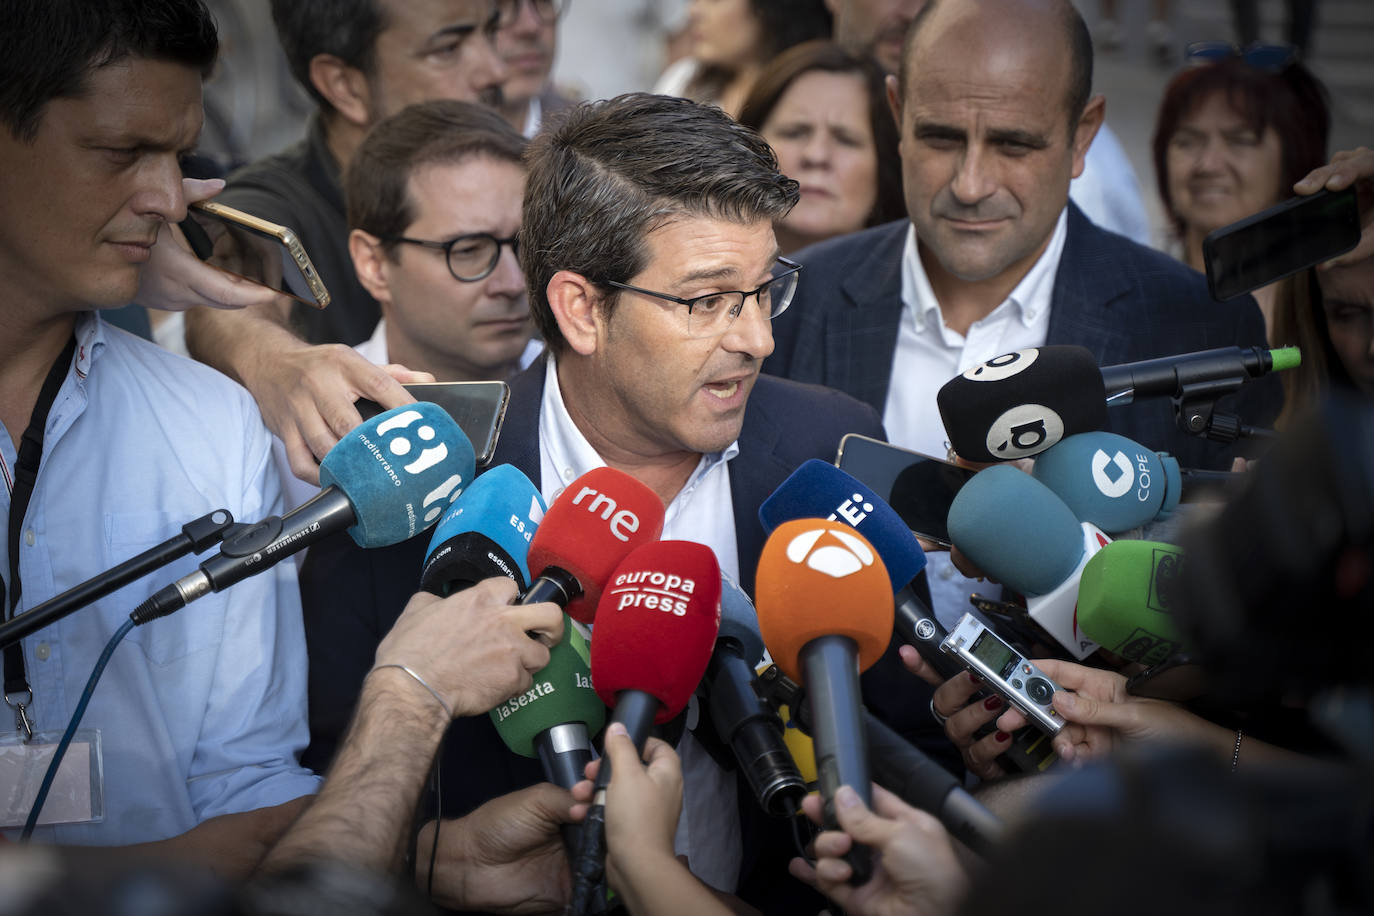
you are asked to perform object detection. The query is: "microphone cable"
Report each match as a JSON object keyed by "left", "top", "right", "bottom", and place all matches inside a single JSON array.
[{"left": 21, "top": 616, "right": 135, "bottom": 839}]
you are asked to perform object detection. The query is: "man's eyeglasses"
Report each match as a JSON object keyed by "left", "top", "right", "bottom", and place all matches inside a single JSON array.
[
  {"left": 1185, "top": 41, "right": 1297, "bottom": 73},
  {"left": 496, "top": 0, "right": 569, "bottom": 28},
  {"left": 382, "top": 232, "right": 519, "bottom": 283},
  {"left": 601, "top": 257, "right": 803, "bottom": 339}
]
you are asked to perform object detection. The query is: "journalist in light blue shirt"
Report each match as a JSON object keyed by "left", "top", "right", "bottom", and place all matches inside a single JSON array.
[{"left": 0, "top": 313, "right": 321, "bottom": 846}]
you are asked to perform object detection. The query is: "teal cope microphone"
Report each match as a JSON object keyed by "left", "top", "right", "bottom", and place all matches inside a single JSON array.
[
  {"left": 1077, "top": 540, "right": 1187, "bottom": 666},
  {"left": 947, "top": 465, "right": 1111, "bottom": 658},
  {"left": 704, "top": 575, "right": 807, "bottom": 816},
  {"left": 759, "top": 459, "right": 960, "bottom": 679},
  {"left": 134, "top": 403, "right": 474, "bottom": 622},
  {"left": 1031, "top": 432, "right": 1183, "bottom": 534},
  {"left": 420, "top": 464, "right": 546, "bottom": 594}
]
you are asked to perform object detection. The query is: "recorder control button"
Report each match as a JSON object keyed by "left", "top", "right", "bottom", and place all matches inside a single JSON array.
[{"left": 1026, "top": 678, "right": 1054, "bottom": 705}]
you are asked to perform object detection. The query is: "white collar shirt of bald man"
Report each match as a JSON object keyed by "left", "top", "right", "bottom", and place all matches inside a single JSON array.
[
  {"left": 885, "top": 207, "right": 1066, "bottom": 627},
  {"left": 536, "top": 355, "right": 744, "bottom": 893}
]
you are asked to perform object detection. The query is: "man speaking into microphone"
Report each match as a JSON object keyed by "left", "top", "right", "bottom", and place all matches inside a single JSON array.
[{"left": 302, "top": 93, "right": 894, "bottom": 912}]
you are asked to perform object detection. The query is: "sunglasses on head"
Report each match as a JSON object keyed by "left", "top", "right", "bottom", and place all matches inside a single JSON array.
[{"left": 1185, "top": 41, "right": 1298, "bottom": 72}]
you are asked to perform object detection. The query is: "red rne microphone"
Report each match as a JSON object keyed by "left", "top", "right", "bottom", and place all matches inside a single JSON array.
[
  {"left": 755, "top": 519, "right": 893, "bottom": 887},
  {"left": 522, "top": 467, "right": 665, "bottom": 623},
  {"left": 569, "top": 540, "right": 722, "bottom": 916}
]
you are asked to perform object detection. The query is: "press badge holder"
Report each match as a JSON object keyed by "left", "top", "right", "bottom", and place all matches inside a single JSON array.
[{"left": 0, "top": 729, "right": 103, "bottom": 828}]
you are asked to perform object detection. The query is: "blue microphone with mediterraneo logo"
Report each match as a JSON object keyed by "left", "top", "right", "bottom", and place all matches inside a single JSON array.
[{"left": 135, "top": 403, "right": 475, "bottom": 622}]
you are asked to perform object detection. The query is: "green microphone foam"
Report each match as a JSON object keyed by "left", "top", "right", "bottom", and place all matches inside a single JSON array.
[
  {"left": 1270, "top": 347, "right": 1302, "bottom": 372},
  {"left": 1077, "top": 540, "right": 1186, "bottom": 666},
  {"left": 490, "top": 616, "right": 605, "bottom": 757}
]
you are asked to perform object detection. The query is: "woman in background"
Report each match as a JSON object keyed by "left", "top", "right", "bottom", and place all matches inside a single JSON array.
[
  {"left": 1152, "top": 46, "right": 1330, "bottom": 420},
  {"left": 653, "top": 0, "right": 831, "bottom": 119},
  {"left": 738, "top": 41, "right": 904, "bottom": 255}
]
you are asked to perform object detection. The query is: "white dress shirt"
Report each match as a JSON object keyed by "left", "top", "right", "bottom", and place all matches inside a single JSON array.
[
  {"left": 883, "top": 209, "right": 1068, "bottom": 626},
  {"left": 536, "top": 356, "right": 744, "bottom": 892}
]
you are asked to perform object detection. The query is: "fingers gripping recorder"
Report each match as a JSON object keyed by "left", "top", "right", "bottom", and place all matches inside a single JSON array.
[{"left": 756, "top": 520, "right": 894, "bottom": 887}]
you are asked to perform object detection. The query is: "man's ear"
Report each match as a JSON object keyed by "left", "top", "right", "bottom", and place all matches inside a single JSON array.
[
  {"left": 886, "top": 73, "right": 903, "bottom": 128},
  {"left": 1070, "top": 94, "right": 1106, "bottom": 180},
  {"left": 349, "top": 229, "right": 394, "bottom": 307},
  {"left": 308, "top": 54, "right": 373, "bottom": 128},
  {"left": 546, "top": 270, "right": 603, "bottom": 356}
]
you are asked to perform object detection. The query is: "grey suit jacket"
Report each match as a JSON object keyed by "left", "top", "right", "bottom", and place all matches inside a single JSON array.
[{"left": 767, "top": 205, "right": 1281, "bottom": 469}]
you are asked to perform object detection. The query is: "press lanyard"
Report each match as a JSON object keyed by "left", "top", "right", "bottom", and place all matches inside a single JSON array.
[{"left": 3, "top": 334, "right": 76, "bottom": 741}]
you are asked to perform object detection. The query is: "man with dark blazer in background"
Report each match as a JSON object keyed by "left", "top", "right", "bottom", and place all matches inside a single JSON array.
[
  {"left": 766, "top": 0, "right": 1279, "bottom": 637},
  {"left": 302, "top": 93, "right": 945, "bottom": 913}
]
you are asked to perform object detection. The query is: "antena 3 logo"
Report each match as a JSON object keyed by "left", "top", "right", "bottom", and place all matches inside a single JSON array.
[
  {"left": 962, "top": 349, "right": 1039, "bottom": 382},
  {"left": 1090, "top": 449, "right": 1153, "bottom": 501},
  {"left": 608, "top": 570, "right": 697, "bottom": 616},
  {"left": 784, "top": 528, "right": 876, "bottom": 578}
]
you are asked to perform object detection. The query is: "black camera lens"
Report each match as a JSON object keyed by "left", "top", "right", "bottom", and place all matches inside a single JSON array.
[{"left": 1026, "top": 678, "right": 1054, "bottom": 705}]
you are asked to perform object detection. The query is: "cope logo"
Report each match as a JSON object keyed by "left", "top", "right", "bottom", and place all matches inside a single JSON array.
[
  {"left": 962, "top": 349, "right": 1039, "bottom": 382},
  {"left": 375, "top": 409, "right": 464, "bottom": 524},
  {"left": 608, "top": 570, "right": 696, "bottom": 616},
  {"left": 1090, "top": 449, "right": 1153, "bottom": 502},
  {"left": 984, "top": 404, "right": 1064, "bottom": 459},
  {"left": 1091, "top": 449, "right": 1134, "bottom": 498},
  {"left": 783, "top": 527, "right": 876, "bottom": 579}
]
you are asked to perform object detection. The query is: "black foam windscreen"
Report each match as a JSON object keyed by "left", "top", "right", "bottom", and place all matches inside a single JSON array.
[{"left": 937, "top": 346, "right": 1109, "bottom": 463}]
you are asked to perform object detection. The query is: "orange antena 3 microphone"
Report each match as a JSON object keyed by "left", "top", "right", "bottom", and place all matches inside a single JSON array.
[{"left": 756, "top": 519, "right": 893, "bottom": 886}]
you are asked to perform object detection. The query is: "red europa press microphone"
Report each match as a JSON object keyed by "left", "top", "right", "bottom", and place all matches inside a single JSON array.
[
  {"left": 570, "top": 540, "right": 722, "bottom": 916},
  {"left": 755, "top": 519, "right": 893, "bottom": 886},
  {"left": 521, "top": 466, "right": 666, "bottom": 623}
]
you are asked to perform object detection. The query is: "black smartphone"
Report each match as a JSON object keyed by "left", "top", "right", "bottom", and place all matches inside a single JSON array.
[
  {"left": 358, "top": 381, "right": 509, "bottom": 467},
  {"left": 182, "top": 200, "right": 331, "bottom": 309},
  {"left": 834, "top": 434, "right": 977, "bottom": 547},
  {"left": 1204, "top": 186, "right": 1361, "bottom": 301}
]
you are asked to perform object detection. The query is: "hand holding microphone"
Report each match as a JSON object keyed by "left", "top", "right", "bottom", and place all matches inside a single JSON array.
[
  {"left": 373, "top": 576, "right": 564, "bottom": 720},
  {"left": 789, "top": 784, "right": 970, "bottom": 916}
]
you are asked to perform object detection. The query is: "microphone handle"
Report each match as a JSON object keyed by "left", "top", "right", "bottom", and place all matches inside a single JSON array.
[
  {"left": 569, "top": 690, "right": 659, "bottom": 916},
  {"left": 1100, "top": 345, "right": 1270, "bottom": 404},
  {"left": 707, "top": 648, "right": 807, "bottom": 817},
  {"left": 519, "top": 565, "right": 582, "bottom": 608},
  {"left": 802, "top": 635, "right": 873, "bottom": 886},
  {"left": 865, "top": 714, "right": 1005, "bottom": 857},
  {"left": 893, "top": 585, "right": 964, "bottom": 680},
  {"left": 536, "top": 722, "right": 595, "bottom": 877}
]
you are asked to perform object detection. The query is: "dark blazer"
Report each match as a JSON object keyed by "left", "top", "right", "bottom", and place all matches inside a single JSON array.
[
  {"left": 300, "top": 355, "right": 932, "bottom": 914},
  {"left": 489, "top": 353, "right": 886, "bottom": 595},
  {"left": 767, "top": 205, "right": 1282, "bottom": 469}
]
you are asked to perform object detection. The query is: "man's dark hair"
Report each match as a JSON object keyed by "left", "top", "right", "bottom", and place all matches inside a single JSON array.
[
  {"left": 520, "top": 93, "right": 799, "bottom": 354},
  {"left": 0, "top": 0, "right": 218, "bottom": 142},
  {"left": 270, "top": 0, "right": 387, "bottom": 113},
  {"left": 899, "top": 0, "right": 1094, "bottom": 131},
  {"left": 347, "top": 100, "right": 527, "bottom": 252}
]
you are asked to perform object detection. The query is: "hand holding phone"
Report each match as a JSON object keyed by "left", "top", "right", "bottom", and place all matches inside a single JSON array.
[{"left": 182, "top": 200, "right": 331, "bottom": 309}]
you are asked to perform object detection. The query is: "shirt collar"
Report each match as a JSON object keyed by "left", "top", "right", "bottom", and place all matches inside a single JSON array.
[
  {"left": 537, "top": 355, "right": 738, "bottom": 502},
  {"left": 73, "top": 312, "right": 108, "bottom": 381},
  {"left": 900, "top": 207, "right": 1069, "bottom": 333}
]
